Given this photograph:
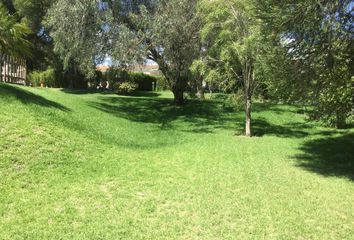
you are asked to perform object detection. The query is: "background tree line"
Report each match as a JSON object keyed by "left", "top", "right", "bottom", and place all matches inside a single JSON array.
[{"left": 1, "top": 0, "right": 353, "bottom": 134}]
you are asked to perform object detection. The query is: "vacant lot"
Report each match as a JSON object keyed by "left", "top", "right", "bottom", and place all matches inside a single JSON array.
[{"left": 0, "top": 83, "right": 353, "bottom": 239}]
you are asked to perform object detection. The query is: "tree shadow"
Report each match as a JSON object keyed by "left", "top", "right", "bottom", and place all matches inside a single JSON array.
[
  {"left": 88, "top": 96, "right": 320, "bottom": 138},
  {"left": 122, "top": 91, "right": 162, "bottom": 98},
  {"left": 61, "top": 89, "right": 162, "bottom": 98},
  {"left": 252, "top": 103, "right": 295, "bottom": 113},
  {"left": 0, "top": 83, "right": 70, "bottom": 112},
  {"left": 295, "top": 133, "right": 354, "bottom": 181},
  {"left": 88, "top": 96, "right": 235, "bottom": 133},
  {"left": 60, "top": 89, "right": 114, "bottom": 95},
  {"left": 251, "top": 118, "right": 310, "bottom": 138}
]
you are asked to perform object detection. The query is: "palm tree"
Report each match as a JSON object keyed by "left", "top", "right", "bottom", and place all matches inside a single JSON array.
[{"left": 0, "top": 3, "right": 31, "bottom": 58}]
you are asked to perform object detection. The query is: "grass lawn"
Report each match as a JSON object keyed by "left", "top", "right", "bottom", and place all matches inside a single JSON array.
[{"left": 0, "top": 83, "right": 353, "bottom": 239}]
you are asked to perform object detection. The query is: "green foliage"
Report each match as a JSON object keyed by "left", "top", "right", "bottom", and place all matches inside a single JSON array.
[
  {"left": 223, "top": 90, "right": 245, "bottom": 111},
  {"left": 45, "top": 0, "right": 107, "bottom": 78},
  {"left": 0, "top": 3, "right": 32, "bottom": 57},
  {"left": 99, "top": 69, "right": 158, "bottom": 92},
  {"left": 155, "top": 75, "right": 169, "bottom": 91},
  {"left": 12, "top": 0, "right": 53, "bottom": 31},
  {"left": 129, "top": 73, "right": 157, "bottom": 92},
  {"left": 209, "top": 91, "right": 245, "bottom": 111},
  {"left": 256, "top": 0, "right": 354, "bottom": 128},
  {"left": 1, "top": 0, "right": 57, "bottom": 72},
  {"left": 135, "top": 0, "right": 202, "bottom": 103},
  {"left": 45, "top": 0, "right": 201, "bottom": 100},
  {"left": 28, "top": 67, "right": 55, "bottom": 87},
  {"left": 199, "top": 0, "right": 264, "bottom": 135},
  {"left": 28, "top": 71, "right": 42, "bottom": 87},
  {"left": 114, "top": 81, "right": 138, "bottom": 94}
]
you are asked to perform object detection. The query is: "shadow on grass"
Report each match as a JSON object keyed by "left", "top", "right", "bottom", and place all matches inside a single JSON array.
[
  {"left": 61, "top": 89, "right": 162, "bottom": 98},
  {"left": 295, "top": 133, "right": 354, "bottom": 181},
  {"left": 0, "top": 83, "right": 70, "bottom": 112},
  {"left": 60, "top": 89, "right": 113, "bottom": 95},
  {"left": 88, "top": 96, "right": 233, "bottom": 133},
  {"left": 88, "top": 95, "right": 320, "bottom": 138},
  {"left": 122, "top": 91, "right": 162, "bottom": 98},
  {"left": 252, "top": 118, "right": 309, "bottom": 138}
]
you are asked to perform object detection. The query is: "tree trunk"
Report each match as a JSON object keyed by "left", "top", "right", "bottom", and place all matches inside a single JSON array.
[
  {"left": 336, "top": 112, "right": 346, "bottom": 129},
  {"left": 0, "top": 53, "right": 3, "bottom": 82},
  {"left": 197, "top": 88, "right": 205, "bottom": 100},
  {"left": 172, "top": 86, "right": 184, "bottom": 105},
  {"left": 69, "top": 77, "right": 74, "bottom": 89},
  {"left": 69, "top": 64, "right": 78, "bottom": 89},
  {"left": 243, "top": 60, "right": 253, "bottom": 137},
  {"left": 245, "top": 97, "right": 252, "bottom": 137},
  {"left": 197, "top": 78, "right": 205, "bottom": 100}
]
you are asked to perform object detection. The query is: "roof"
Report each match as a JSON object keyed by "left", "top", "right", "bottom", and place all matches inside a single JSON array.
[{"left": 96, "top": 64, "right": 161, "bottom": 75}]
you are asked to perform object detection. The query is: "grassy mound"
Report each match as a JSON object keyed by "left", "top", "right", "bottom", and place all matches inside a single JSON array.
[{"left": 0, "top": 83, "right": 353, "bottom": 239}]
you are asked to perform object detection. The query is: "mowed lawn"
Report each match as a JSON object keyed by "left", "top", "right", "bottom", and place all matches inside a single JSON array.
[{"left": 0, "top": 83, "right": 353, "bottom": 239}]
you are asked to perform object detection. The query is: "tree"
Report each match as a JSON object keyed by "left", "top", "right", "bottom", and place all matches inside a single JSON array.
[
  {"left": 46, "top": 0, "right": 201, "bottom": 102},
  {"left": 12, "top": 0, "right": 53, "bottom": 32},
  {"left": 45, "top": 0, "right": 108, "bottom": 87},
  {"left": 199, "top": 0, "right": 262, "bottom": 136},
  {"left": 109, "top": 0, "right": 202, "bottom": 104},
  {"left": 1, "top": 0, "right": 58, "bottom": 71},
  {"left": 0, "top": 3, "right": 31, "bottom": 58},
  {"left": 256, "top": 0, "right": 354, "bottom": 128}
]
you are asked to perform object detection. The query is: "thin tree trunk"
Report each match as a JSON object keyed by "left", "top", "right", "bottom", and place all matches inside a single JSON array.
[
  {"left": 245, "top": 97, "right": 252, "bottom": 137},
  {"left": 0, "top": 53, "right": 3, "bottom": 82},
  {"left": 69, "top": 64, "right": 77, "bottom": 89},
  {"left": 5, "top": 55, "right": 8, "bottom": 82},
  {"left": 336, "top": 111, "right": 346, "bottom": 129},
  {"left": 243, "top": 60, "right": 253, "bottom": 137},
  {"left": 197, "top": 78, "right": 205, "bottom": 100}
]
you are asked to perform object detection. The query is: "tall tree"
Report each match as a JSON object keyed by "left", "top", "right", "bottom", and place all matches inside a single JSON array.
[
  {"left": 46, "top": 0, "right": 201, "bottom": 102},
  {"left": 110, "top": 0, "right": 202, "bottom": 104},
  {"left": 46, "top": 0, "right": 108, "bottom": 87},
  {"left": 199, "top": 0, "right": 262, "bottom": 136},
  {"left": 256, "top": 0, "right": 354, "bottom": 128},
  {"left": 3, "top": 0, "right": 57, "bottom": 71},
  {"left": 0, "top": 3, "right": 31, "bottom": 58}
]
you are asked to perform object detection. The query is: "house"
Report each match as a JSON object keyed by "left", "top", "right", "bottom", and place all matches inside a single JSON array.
[
  {"left": 96, "top": 63, "right": 161, "bottom": 76},
  {"left": 132, "top": 64, "right": 161, "bottom": 75}
]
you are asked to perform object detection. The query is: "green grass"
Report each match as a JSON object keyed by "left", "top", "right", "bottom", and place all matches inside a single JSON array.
[{"left": 0, "top": 83, "right": 353, "bottom": 239}]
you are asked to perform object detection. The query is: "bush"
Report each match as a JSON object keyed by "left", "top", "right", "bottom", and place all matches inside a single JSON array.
[
  {"left": 223, "top": 90, "right": 244, "bottom": 111},
  {"left": 28, "top": 71, "right": 42, "bottom": 87},
  {"left": 98, "top": 69, "right": 158, "bottom": 91},
  {"left": 155, "top": 75, "right": 169, "bottom": 91},
  {"left": 28, "top": 67, "right": 56, "bottom": 87},
  {"left": 210, "top": 91, "right": 244, "bottom": 111},
  {"left": 129, "top": 73, "right": 157, "bottom": 91},
  {"left": 209, "top": 93, "right": 228, "bottom": 101},
  {"left": 114, "top": 81, "right": 138, "bottom": 94}
]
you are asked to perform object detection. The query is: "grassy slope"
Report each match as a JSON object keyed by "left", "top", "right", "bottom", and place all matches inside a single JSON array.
[{"left": 0, "top": 83, "right": 353, "bottom": 239}]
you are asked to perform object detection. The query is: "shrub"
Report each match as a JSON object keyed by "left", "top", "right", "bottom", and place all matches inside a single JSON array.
[
  {"left": 210, "top": 93, "right": 228, "bottom": 101},
  {"left": 129, "top": 73, "right": 157, "bottom": 91},
  {"left": 155, "top": 75, "right": 169, "bottom": 91},
  {"left": 96, "top": 69, "right": 159, "bottom": 91},
  {"left": 210, "top": 91, "right": 244, "bottom": 111},
  {"left": 114, "top": 81, "right": 138, "bottom": 94},
  {"left": 28, "top": 67, "right": 56, "bottom": 87},
  {"left": 28, "top": 71, "right": 42, "bottom": 87},
  {"left": 223, "top": 90, "right": 244, "bottom": 111}
]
